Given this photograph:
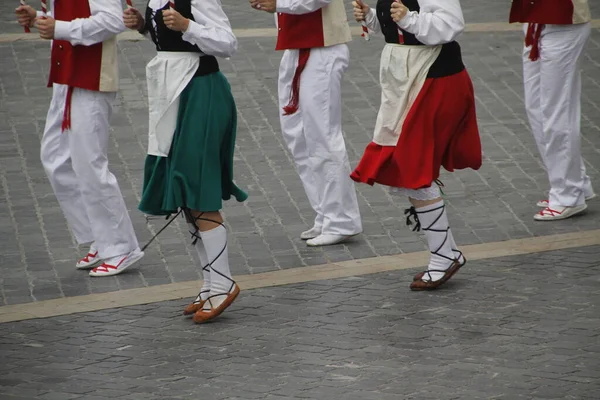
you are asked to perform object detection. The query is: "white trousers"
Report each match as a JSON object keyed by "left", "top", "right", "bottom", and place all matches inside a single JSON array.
[
  {"left": 278, "top": 44, "right": 362, "bottom": 235},
  {"left": 41, "top": 84, "right": 139, "bottom": 259},
  {"left": 523, "top": 22, "right": 594, "bottom": 207}
]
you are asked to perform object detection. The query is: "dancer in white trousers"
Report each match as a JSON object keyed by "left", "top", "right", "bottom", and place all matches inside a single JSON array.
[
  {"left": 249, "top": 0, "right": 362, "bottom": 246},
  {"left": 15, "top": 0, "right": 143, "bottom": 276},
  {"left": 510, "top": 0, "right": 596, "bottom": 221}
]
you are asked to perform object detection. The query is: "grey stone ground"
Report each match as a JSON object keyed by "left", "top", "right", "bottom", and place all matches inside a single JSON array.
[
  {"left": 1, "top": 246, "right": 600, "bottom": 400},
  {"left": 1, "top": 1, "right": 599, "bottom": 305}
]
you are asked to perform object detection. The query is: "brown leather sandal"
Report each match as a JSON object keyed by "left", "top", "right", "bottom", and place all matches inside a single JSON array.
[
  {"left": 410, "top": 259, "right": 465, "bottom": 291},
  {"left": 193, "top": 283, "right": 240, "bottom": 324},
  {"left": 183, "top": 290, "right": 209, "bottom": 316}
]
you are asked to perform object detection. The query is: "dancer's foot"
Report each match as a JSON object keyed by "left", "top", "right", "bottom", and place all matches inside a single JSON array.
[
  {"left": 413, "top": 251, "right": 466, "bottom": 281},
  {"left": 193, "top": 283, "right": 240, "bottom": 324},
  {"left": 306, "top": 233, "right": 357, "bottom": 247},
  {"left": 76, "top": 242, "right": 102, "bottom": 269},
  {"left": 536, "top": 193, "right": 596, "bottom": 208},
  {"left": 300, "top": 226, "right": 322, "bottom": 240},
  {"left": 534, "top": 204, "right": 587, "bottom": 221},
  {"left": 183, "top": 290, "right": 210, "bottom": 316},
  {"left": 89, "top": 248, "right": 144, "bottom": 277},
  {"left": 410, "top": 259, "right": 465, "bottom": 291}
]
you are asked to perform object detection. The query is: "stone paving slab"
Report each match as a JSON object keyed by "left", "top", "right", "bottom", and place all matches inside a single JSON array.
[
  {"left": 1, "top": 245, "right": 599, "bottom": 399},
  {"left": 1, "top": 2, "right": 600, "bottom": 306}
]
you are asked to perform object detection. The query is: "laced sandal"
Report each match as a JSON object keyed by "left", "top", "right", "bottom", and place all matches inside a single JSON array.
[
  {"left": 183, "top": 290, "right": 209, "bottom": 316},
  {"left": 537, "top": 193, "right": 596, "bottom": 208},
  {"left": 534, "top": 204, "right": 587, "bottom": 221},
  {"left": 410, "top": 260, "right": 464, "bottom": 291},
  {"left": 193, "top": 282, "right": 240, "bottom": 324},
  {"left": 182, "top": 218, "right": 213, "bottom": 316},
  {"left": 405, "top": 206, "right": 465, "bottom": 290},
  {"left": 413, "top": 250, "right": 466, "bottom": 281},
  {"left": 89, "top": 248, "right": 144, "bottom": 277},
  {"left": 76, "top": 245, "right": 102, "bottom": 269}
]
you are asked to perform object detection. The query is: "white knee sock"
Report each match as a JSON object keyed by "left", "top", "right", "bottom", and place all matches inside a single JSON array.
[
  {"left": 199, "top": 225, "right": 234, "bottom": 298},
  {"left": 188, "top": 223, "right": 211, "bottom": 302},
  {"left": 415, "top": 200, "right": 456, "bottom": 282}
]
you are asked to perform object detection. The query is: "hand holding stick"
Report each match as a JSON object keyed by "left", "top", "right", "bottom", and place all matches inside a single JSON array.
[{"left": 352, "top": 0, "right": 370, "bottom": 41}]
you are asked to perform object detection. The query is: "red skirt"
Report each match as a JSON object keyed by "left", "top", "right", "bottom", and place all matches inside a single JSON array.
[{"left": 350, "top": 69, "right": 482, "bottom": 189}]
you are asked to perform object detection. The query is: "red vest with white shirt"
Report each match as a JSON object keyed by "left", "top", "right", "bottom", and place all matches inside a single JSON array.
[
  {"left": 509, "top": 0, "right": 591, "bottom": 25},
  {"left": 275, "top": 0, "right": 351, "bottom": 50},
  {"left": 47, "top": 0, "right": 118, "bottom": 93}
]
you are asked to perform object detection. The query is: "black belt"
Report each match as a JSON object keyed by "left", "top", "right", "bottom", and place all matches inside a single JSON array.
[{"left": 194, "top": 56, "right": 219, "bottom": 77}]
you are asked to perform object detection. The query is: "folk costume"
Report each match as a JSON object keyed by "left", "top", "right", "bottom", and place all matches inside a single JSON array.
[
  {"left": 275, "top": 0, "right": 363, "bottom": 246},
  {"left": 39, "top": 0, "right": 143, "bottom": 277},
  {"left": 510, "top": 0, "right": 596, "bottom": 221},
  {"left": 350, "top": 0, "right": 482, "bottom": 290},
  {"left": 135, "top": 0, "right": 247, "bottom": 323}
]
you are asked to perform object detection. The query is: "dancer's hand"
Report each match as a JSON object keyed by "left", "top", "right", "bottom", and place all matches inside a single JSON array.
[
  {"left": 162, "top": 9, "right": 189, "bottom": 32},
  {"left": 353, "top": 0, "right": 370, "bottom": 22},
  {"left": 15, "top": 5, "right": 36, "bottom": 28},
  {"left": 249, "top": 0, "right": 276, "bottom": 13},
  {"left": 37, "top": 16, "right": 56, "bottom": 40},
  {"left": 123, "top": 7, "right": 144, "bottom": 31},
  {"left": 391, "top": 1, "right": 408, "bottom": 23}
]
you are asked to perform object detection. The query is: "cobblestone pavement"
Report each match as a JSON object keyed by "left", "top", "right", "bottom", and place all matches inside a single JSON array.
[
  {"left": 1, "top": 1, "right": 600, "bottom": 305},
  {"left": 1, "top": 246, "right": 600, "bottom": 400}
]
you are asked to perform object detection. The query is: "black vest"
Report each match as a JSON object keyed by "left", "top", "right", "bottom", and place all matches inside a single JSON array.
[
  {"left": 142, "top": 1, "right": 219, "bottom": 76},
  {"left": 375, "top": 0, "right": 464, "bottom": 78}
]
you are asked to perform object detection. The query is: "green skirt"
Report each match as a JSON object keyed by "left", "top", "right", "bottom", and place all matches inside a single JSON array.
[{"left": 138, "top": 71, "right": 248, "bottom": 215}]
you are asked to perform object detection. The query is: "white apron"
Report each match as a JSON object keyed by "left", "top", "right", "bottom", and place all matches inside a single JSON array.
[
  {"left": 146, "top": 51, "right": 200, "bottom": 157},
  {"left": 373, "top": 43, "right": 441, "bottom": 146}
]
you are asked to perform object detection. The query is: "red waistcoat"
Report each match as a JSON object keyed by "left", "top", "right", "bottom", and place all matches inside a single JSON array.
[
  {"left": 275, "top": 0, "right": 352, "bottom": 51},
  {"left": 276, "top": 11, "right": 325, "bottom": 50},
  {"left": 47, "top": 0, "right": 104, "bottom": 91},
  {"left": 509, "top": 0, "right": 591, "bottom": 25}
]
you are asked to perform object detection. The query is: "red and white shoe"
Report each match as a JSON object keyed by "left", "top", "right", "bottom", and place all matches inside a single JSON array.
[
  {"left": 76, "top": 242, "right": 102, "bottom": 270},
  {"left": 537, "top": 193, "right": 596, "bottom": 208},
  {"left": 534, "top": 204, "right": 587, "bottom": 221},
  {"left": 89, "top": 248, "right": 144, "bottom": 277}
]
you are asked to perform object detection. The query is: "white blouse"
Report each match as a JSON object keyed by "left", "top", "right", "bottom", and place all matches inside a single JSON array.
[
  {"left": 365, "top": 0, "right": 465, "bottom": 46},
  {"left": 146, "top": 0, "right": 237, "bottom": 58}
]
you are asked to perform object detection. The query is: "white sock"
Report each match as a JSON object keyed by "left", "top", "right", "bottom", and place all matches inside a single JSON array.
[
  {"left": 188, "top": 223, "right": 211, "bottom": 303},
  {"left": 446, "top": 228, "right": 464, "bottom": 263},
  {"left": 199, "top": 225, "right": 234, "bottom": 308},
  {"left": 415, "top": 200, "right": 456, "bottom": 282}
]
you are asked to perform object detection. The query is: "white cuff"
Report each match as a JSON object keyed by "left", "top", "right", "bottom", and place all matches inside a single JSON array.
[
  {"left": 181, "top": 20, "right": 200, "bottom": 44},
  {"left": 365, "top": 8, "right": 376, "bottom": 29},
  {"left": 396, "top": 10, "right": 416, "bottom": 30},
  {"left": 53, "top": 20, "right": 70, "bottom": 41}
]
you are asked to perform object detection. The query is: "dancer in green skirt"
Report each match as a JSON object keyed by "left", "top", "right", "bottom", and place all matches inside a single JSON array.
[{"left": 124, "top": 0, "right": 247, "bottom": 323}]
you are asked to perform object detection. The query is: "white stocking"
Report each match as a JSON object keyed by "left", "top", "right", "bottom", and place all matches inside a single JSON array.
[
  {"left": 188, "top": 222, "right": 211, "bottom": 303},
  {"left": 404, "top": 192, "right": 459, "bottom": 282},
  {"left": 199, "top": 225, "right": 235, "bottom": 310}
]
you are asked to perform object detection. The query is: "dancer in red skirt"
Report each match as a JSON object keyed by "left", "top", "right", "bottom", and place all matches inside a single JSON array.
[{"left": 352, "top": 0, "right": 482, "bottom": 290}]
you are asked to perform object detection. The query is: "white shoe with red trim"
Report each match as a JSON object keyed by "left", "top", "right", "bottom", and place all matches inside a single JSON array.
[
  {"left": 89, "top": 248, "right": 144, "bottom": 277},
  {"left": 76, "top": 242, "right": 102, "bottom": 270},
  {"left": 537, "top": 193, "right": 596, "bottom": 208},
  {"left": 534, "top": 204, "right": 587, "bottom": 221}
]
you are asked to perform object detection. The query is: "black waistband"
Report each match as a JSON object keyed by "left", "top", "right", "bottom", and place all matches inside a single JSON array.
[{"left": 194, "top": 56, "right": 219, "bottom": 77}]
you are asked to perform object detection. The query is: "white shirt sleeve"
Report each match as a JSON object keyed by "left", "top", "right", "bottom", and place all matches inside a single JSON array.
[
  {"left": 182, "top": 0, "right": 238, "bottom": 58},
  {"left": 396, "top": 0, "right": 464, "bottom": 45},
  {"left": 364, "top": 8, "right": 381, "bottom": 34},
  {"left": 276, "top": 0, "right": 332, "bottom": 15},
  {"left": 53, "top": 0, "right": 125, "bottom": 46}
]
